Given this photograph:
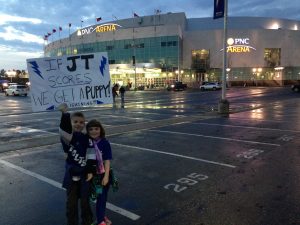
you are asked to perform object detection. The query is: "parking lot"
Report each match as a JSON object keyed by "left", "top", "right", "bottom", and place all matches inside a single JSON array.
[{"left": 1, "top": 87, "right": 300, "bottom": 225}]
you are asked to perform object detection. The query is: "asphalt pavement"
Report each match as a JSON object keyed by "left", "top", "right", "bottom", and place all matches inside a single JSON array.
[{"left": 1, "top": 87, "right": 300, "bottom": 225}]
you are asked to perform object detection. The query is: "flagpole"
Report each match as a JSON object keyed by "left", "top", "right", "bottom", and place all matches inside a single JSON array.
[
  {"left": 218, "top": 0, "right": 230, "bottom": 114},
  {"left": 112, "top": 15, "right": 118, "bottom": 20},
  {"left": 43, "top": 36, "right": 46, "bottom": 57},
  {"left": 81, "top": 20, "right": 84, "bottom": 51},
  {"left": 68, "top": 23, "right": 71, "bottom": 48},
  {"left": 59, "top": 28, "right": 61, "bottom": 43},
  {"left": 132, "top": 13, "right": 137, "bottom": 91}
]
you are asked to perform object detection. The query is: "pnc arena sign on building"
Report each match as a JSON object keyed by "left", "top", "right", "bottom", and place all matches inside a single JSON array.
[
  {"left": 220, "top": 37, "right": 256, "bottom": 53},
  {"left": 77, "top": 23, "right": 122, "bottom": 36}
]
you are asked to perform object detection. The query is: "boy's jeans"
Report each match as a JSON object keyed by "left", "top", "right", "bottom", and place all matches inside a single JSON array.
[{"left": 66, "top": 180, "right": 93, "bottom": 225}]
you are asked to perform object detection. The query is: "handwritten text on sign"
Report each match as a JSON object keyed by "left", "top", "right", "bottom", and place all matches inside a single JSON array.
[{"left": 27, "top": 52, "right": 112, "bottom": 112}]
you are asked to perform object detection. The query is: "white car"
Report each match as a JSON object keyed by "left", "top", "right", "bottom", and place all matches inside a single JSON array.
[
  {"left": 200, "top": 82, "right": 222, "bottom": 91},
  {"left": 5, "top": 84, "right": 28, "bottom": 96}
]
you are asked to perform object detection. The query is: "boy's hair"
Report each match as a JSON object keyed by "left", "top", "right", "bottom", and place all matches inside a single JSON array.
[
  {"left": 71, "top": 112, "right": 85, "bottom": 119},
  {"left": 86, "top": 119, "right": 106, "bottom": 138}
]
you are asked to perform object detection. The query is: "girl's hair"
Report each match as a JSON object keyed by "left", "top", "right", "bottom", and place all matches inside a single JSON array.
[{"left": 86, "top": 119, "right": 105, "bottom": 138}]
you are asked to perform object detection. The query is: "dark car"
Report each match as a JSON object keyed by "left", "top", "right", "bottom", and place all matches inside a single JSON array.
[
  {"left": 167, "top": 82, "right": 187, "bottom": 91},
  {"left": 0, "top": 80, "right": 9, "bottom": 92},
  {"left": 291, "top": 84, "right": 300, "bottom": 92}
]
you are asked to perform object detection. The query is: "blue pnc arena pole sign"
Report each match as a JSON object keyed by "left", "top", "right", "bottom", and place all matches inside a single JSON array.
[
  {"left": 26, "top": 52, "right": 112, "bottom": 112},
  {"left": 213, "top": 0, "right": 225, "bottom": 19}
]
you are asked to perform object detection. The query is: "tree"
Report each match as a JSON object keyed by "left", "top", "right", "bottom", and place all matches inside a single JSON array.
[
  {"left": 0, "top": 69, "right": 5, "bottom": 77},
  {"left": 16, "top": 70, "right": 21, "bottom": 78}
]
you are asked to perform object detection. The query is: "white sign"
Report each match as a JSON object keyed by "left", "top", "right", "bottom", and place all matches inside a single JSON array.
[
  {"left": 26, "top": 52, "right": 112, "bottom": 112},
  {"left": 77, "top": 23, "right": 122, "bottom": 36},
  {"left": 220, "top": 37, "right": 256, "bottom": 53}
]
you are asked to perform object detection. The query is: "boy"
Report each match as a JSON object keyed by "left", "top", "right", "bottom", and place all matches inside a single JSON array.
[{"left": 58, "top": 103, "right": 93, "bottom": 225}]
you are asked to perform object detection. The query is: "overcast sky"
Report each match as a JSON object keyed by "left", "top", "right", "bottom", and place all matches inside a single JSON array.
[{"left": 0, "top": 0, "right": 299, "bottom": 71}]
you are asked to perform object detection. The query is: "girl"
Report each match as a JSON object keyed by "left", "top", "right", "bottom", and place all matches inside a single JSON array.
[{"left": 86, "top": 119, "right": 112, "bottom": 225}]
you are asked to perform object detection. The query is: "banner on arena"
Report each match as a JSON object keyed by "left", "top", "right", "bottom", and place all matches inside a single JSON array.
[
  {"left": 26, "top": 52, "right": 112, "bottom": 112},
  {"left": 213, "top": 0, "right": 225, "bottom": 19}
]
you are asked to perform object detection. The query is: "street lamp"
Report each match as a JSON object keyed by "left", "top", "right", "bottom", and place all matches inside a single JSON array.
[
  {"left": 175, "top": 70, "right": 183, "bottom": 81},
  {"left": 132, "top": 55, "right": 137, "bottom": 90},
  {"left": 252, "top": 68, "right": 257, "bottom": 86},
  {"left": 226, "top": 68, "right": 231, "bottom": 87},
  {"left": 252, "top": 68, "right": 262, "bottom": 86},
  {"left": 175, "top": 70, "right": 179, "bottom": 81}
]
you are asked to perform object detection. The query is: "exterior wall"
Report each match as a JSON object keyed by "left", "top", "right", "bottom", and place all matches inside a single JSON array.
[
  {"left": 45, "top": 12, "right": 186, "bottom": 53},
  {"left": 44, "top": 13, "right": 300, "bottom": 87},
  {"left": 183, "top": 29, "right": 300, "bottom": 69}
]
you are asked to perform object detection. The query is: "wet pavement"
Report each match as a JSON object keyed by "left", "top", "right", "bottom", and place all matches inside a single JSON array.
[{"left": 1, "top": 87, "right": 300, "bottom": 225}]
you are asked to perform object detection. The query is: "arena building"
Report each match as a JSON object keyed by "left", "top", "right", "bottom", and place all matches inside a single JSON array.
[{"left": 44, "top": 12, "right": 300, "bottom": 88}]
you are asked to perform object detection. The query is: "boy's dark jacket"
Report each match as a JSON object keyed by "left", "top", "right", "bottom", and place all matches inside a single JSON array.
[{"left": 59, "top": 112, "right": 92, "bottom": 189}]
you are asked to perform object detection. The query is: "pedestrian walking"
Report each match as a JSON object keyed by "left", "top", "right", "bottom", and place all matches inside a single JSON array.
[
  {"left": 112, "top": 84, "right": 119, "bottom": 105},
  {"left": 119, "top": 86, "right": 126, "bottom": 108}
]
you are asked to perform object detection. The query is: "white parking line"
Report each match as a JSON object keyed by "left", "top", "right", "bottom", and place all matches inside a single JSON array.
[
  {"left": 149, "top": 130, "right": 281, "bottom": 147},
  {"left": 228, "top": 116, "right": 291, "bottom": 123},
  {"left": 0, "top": 159, "right": 140, "bottom": 221},
  {"left": 0, "top": 143, "right": 60, "bottom": 159},
  {"left": 191, "top": 122, "right": 300, "bottom": 133},
  {"left": 98, "top": 114, "right": 155, "bottom": 121},
  {"left": 111, "top": 142, "right": 236, "bottom": 168}
]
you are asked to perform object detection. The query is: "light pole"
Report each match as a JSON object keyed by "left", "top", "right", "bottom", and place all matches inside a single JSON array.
[
  {"left": 132, "top": 54, "right": 137, "bottom": 90},
  {"left": 175, "top": 70, "right": 183, "bottom": 82},
  {"left": 252, "top": 68, "right": 257, "bottom": 86},
  {"left": 252, "top": 68, "right": 262, "bottom": 86},
  {"left": 218, "top": 0, "right": 229, "bottom": 114},
  {"left": 226, "top": 68, "right": 231, "bottom": 87}
]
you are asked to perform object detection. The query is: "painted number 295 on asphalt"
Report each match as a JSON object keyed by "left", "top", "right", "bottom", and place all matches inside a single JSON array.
[{"left": 164, "top": 173, "right": 208, "bottom": 193}]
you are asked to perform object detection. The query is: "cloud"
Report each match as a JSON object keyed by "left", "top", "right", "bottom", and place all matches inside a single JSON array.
[
  {"left": 0, "top": 45, "right": 42, "bottom": 70},
  {"left": 0, "top": 26, "right": 44, "bottom": 44},
  {"left": 0, "top": 13, "right": 42, "bottom": 25}
]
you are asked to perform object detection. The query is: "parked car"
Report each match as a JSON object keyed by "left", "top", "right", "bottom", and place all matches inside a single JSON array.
[
  {"left": 5, "top": 84, "right": 28, "bottom": 96},
  {"left": 291, "top": 84, "right": 300, "bottom": 92},
  {"left": 200, "top": 82, "right": 222, "bottom": 91},
  {"left": 167, "top": 82, "right": 187, "bottom": 91}
]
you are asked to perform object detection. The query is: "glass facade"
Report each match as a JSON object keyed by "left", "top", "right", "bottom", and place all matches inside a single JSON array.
[
  {"left": 46, "top": 36, "right": 179, "bottom": 68},
  {"left": 264, "top": 48, "right": 281, "bottom": 67},
  {"left": 45, "top": 36, "right": 181, "bottom": 89},
  {"left": 45, "top": 26, "right": 300, "bottom": 87},
  {"left": 191, "top": 49, "right": 210, "bottom": 73}
]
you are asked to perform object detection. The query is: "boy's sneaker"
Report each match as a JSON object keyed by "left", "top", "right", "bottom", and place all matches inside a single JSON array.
[
  {"left": 72, "top": 176, "right": 81, "bottom": 181},
  {"left": 104, "top": 216, "right": 112, "bottom": 225},
  {"left": 98, "top": 222, "right": 106, "bottom": 225}
]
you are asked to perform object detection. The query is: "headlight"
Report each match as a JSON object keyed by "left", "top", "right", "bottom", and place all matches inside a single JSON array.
[
  {"left": 171, "top": 84, "right": 175, "bottom": 88},
  {"left": 3, "top": 83, "right": 8, "bottom": 87}
]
